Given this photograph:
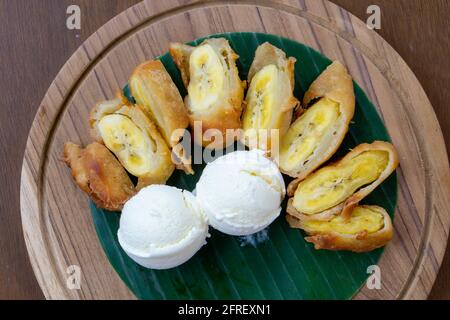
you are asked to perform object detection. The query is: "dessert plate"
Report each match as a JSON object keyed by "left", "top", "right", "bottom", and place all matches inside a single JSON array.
[
  {"left": 92, "top": 32, "right": 396, "bottom": 300},
  {"left": 20, "top": 0, "right": 450, "bottom": 299}
]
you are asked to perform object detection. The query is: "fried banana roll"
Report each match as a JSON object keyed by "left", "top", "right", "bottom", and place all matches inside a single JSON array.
[
  {"left": 287, "top": 141, "right": 398, "bottom": 221},
  {"left": 280, "top": 61, "right": 355, "bottom": 181},
  {"left": 64, "top": 142, "right": 135, "bottom": 211},
  {"left": 129, "top": 60, "right": 193, "bottom": 174},
  {"left": 90, "top": 99, "right": 174, "bottom": 190},
  {"left": 170, "top": 38, "right": 245, "bottom": 149},
  {"left": 287, "top": 205, "right": 393, "bottom": 252},
  {"left": 241, "top": 42, "right": 299, "bottom": 153}
]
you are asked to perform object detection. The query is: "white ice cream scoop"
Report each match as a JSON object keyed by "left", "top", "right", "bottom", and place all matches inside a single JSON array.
[
  {"left": 196, "top": 149, "right": 286, "bottom": 236},
  {"left": 118, "top": 185, "right": 209, "bottom": 269}
]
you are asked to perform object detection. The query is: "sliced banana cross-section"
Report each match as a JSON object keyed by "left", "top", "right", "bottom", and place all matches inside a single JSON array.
[
  {"left": 242, "top": 42, "right": 298, "bottom": 153},
  {"left": 98, "top": 114, "right": 155, "bottom": 177},
  {"left": 280, "top": 97, "right": 340, "bottom": 172},
  {"left": 287, "top": 141, "right": 398, "bottom": 221},
  {"left": 170, "top": 38, "right": 245, "bottom": 149},
  {"left": 89, "top": 92, "right": 129, "bottom": 142},
  {"left": 188, "top": 44, "right": 225, "bottom": 111},
  {"left": 243, "top": 64, "right": 278, "bottom": 130},
  {"left": 281, "top": 61, "right": 355, "bottom": 186},
  {"left": 91, "top": 99, "right": 174, "bottom": 190},
  {"left": 287, "top": 205, "right": 393, "bottom": 252}
]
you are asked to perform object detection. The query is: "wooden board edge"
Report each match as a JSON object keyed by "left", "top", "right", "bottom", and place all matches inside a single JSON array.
[{"left": 19, "top": 0, "right": 450, "bottom": 300}]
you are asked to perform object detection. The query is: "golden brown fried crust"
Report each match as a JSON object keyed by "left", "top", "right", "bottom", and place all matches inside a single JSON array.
[
  {"left": 286, "top": 205, "right": 393, "bottom": 252},
  {"left": 282, "top": 61, "right": 355, "bottom": 180},
  {"left": 169, "top": 38, "right": 246, "bottom": 149},
  {"left": 129, "top": 60, "right": 189, "bottom": 145},
  {"left": 169, "top": 43, "right": 194, "bottom": 89},
  {"left": 287, "top": 141, "right": 399, "bottom": 220},
  {"left": 303, "top": 61, "right": 355, "bottom": 117},
  {"left": 129, "top": 60, "right": 193, "bottom": 174},
  {"left": 63, "top": 142, "right": 135, "bottom": 211}
]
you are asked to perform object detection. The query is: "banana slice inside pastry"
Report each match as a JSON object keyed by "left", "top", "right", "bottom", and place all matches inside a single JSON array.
[
  {"left": 280, "top": 97, "right": 340, "bottom": 172},
  {"left": 281, "top": 61, "right": 355, "bottom": 181},
  {"left": 242, "top": 42, "right": 298, "bottom": 152},
  {"left": 170, "top": 38, "right": 245, "bottom": 149},
  {"left": 89, "top": 93, "right": 128, "bottom": 142},
  {"left": 294, "top": 150, "right": 388, "bottom": 214},
  {"left": 188, "top": 44, "right": 225, "bottom": 111},
  {"left": 287, "top": 141, "right": 398, "bottom": 221},
  {"left": 91, "top": 99, "right": 174, "bottom": 190},
  {"left": 129, "top": 60, "right": 193, "bottom": 174},
  {"left": 286, "top": 205, "right": 393, "bottom": 252},
  {"left": 243, "top": 64, "right": 278, "bottom": 130},
  {"left": 98, "top": 114, "right": 155, "bottom": 177}
]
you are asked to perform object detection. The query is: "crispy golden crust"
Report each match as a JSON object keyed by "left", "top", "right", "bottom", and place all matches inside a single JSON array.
[
  {"left": 242, "top": 42, "right": 298, "bottom": 152},
  {"left": 303, "top": 61, "right": 355, "bottom": 115},
  {"left": 129, "top": 60, "right": 193, "bottom": 174},
  {"left": 286, "top": 205, "right": 393, "bottom": 252},
  {"left": 129, "top": 60, "right": 189, "bottom": 145},
  {"left": 281, "top": 61, "right": 355, "bottom": 180},
  {"left": 169, "top": 42, "right": 193, "bottom": 89},
  {"left": 63, "top": 142, "right": 135, "bottom": 211},
  {"left": 114, "top": 105, "right": 175, "bottom": 190},
  {"left": 169, "top": 38, "right": 246, "bottom": 149},
  {"left": 287, "top": 141, "right": 399, "bottom": 220}
]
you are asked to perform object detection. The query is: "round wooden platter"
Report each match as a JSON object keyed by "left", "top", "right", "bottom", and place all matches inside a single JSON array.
[{"left": 20, "top": 0, "right": 450, "bottom": 300}]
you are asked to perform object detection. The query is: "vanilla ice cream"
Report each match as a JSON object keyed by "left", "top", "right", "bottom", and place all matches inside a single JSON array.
[
  {"left": 196, "top": 149, "right": 286, "bottom": 236},
  {"left": 118, "top": 185, "right": 209, "bottom": 269}
]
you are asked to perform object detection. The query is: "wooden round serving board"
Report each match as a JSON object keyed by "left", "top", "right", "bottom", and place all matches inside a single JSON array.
[{"left": 20, "top": 0, "right": 450, "bottom": 300}]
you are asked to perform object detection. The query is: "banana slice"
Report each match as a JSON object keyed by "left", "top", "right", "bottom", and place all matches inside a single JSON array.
[
  {"left": 287, "top": 141, "right": 398, "bottom": 221},
  {"left": 98, "top": 114, "right": 154, "bottom": 177},
  {"left": 242, "top": 42, "right": 298, "bottom": 153},
  {"left": 170, "top": 38, "right": 245, "bottom": 149},
  {"left": 243, "top": 64, "right": 278, "bottom": 130},
  {"left": 286, "top": 205, "right": 393, "bottom": 252},
  {"left": 281, "top": 61, "right": 355, "bottom": 184},
  {"left": 280, "top": 97, "right": 339, "bottom": 172},
  {"left": 129, "top": 60, "right": 193, "bottom": 174},
  {"left": 188, "top": 44, "right": 225, "bottom": 111},
  {"left": 91, "top": 100, "right": 174, "bottom": 190},
  {"left": 89, "top": 92, "right": 129, "bottom": 142}
]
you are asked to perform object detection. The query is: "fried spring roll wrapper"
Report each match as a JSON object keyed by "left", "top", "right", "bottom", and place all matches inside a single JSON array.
[
  {"left": 287, "top": 205, "right": 393, "bottom": 252},
  {"left": 170, "top": 38, "right": 246, "bottom": 149},
  {"left": 280, "top": 61, "right": 355, "bottom": 180},
  {"left": 241, "top": 42, "right": 298, "bottom": 153},
  {"left": 129, "top": 60, "right": 193, "bottom": 174},
  {"left": 64, "top": 142, "right": 135, "bottom": 211}
]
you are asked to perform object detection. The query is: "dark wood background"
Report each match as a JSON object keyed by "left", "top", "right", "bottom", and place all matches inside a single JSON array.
[{"left": 0, "top": 0, "right": 448, "bottom": 299}]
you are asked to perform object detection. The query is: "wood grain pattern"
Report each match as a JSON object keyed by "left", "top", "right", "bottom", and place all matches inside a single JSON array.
[{"left": 12, "top": 0, "right": 450, "bottom": 299}]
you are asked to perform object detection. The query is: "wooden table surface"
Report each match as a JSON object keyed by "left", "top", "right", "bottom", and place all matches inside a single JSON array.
[{"left": 0, "top": 0, "right": 448, "bottom": 300}]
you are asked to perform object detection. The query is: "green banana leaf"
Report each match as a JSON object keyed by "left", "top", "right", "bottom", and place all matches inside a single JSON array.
[{"left": 91, "top": 32, "right": 397, "bottom": 300}]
